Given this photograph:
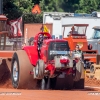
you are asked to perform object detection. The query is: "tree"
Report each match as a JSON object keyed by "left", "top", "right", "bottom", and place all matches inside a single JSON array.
[
  {"left": 3, "top": 0, "right": 100, "bottom": 23},
  {"left": 3, "top": 0, "right": 34, "bottom": 20},
  {"left": 39, "top": 0, "right": 64, "bottom": 12},
  {"left": 76, "top": 0, "right": 100, "bottom": 13},
  {"left": 59, "top": 0, "right": 79, "bottom": 13}
]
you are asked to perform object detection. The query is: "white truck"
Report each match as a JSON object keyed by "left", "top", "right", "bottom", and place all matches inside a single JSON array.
[
  {"left": 88, "top": 26, "right": 100, "bottom": 54},
  {"left": 43, "top": 12, "right": 100, "bottom": 39}
]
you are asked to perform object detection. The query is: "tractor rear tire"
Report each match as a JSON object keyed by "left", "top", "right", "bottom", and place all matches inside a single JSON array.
[
  {"left": 90, "top": 64, "right": 96, "bottom": 74},
  {"left": 73, "top": 61, "right": 83, "bottom": 82},
  {"left": 52, "top": 74, "right": 74, "bottom": 90},
  {"left": 33, "top": 59, "right": 45, "bottom": 79},
  {"left": 11, "top": 50, "right": 37, "bottom": 89}
]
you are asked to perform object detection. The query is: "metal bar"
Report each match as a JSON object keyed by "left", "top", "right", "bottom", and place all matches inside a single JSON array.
[
  {"left": 0, "top": 34, "right": 1, "bottom": 50},
  {"left": 0, "top": 51, "right": 14, "bottom": 58},
  {"left": 62, "top": 27, "right": 65, "bottom": 37},
  {"left": 0, "top": 0, "right": 3, "bottom": 14},
  {"left": 3, "top": 33, "right": 6, "bottom": 50}
]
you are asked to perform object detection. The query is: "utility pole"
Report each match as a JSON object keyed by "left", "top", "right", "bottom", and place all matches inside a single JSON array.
[{"left": 0, "top": 0, "right": 3, "bottom": 14}]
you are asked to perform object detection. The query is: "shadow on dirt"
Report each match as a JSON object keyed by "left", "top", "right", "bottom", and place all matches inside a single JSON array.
[{"left": 0, "top": 59, "right": 13, "bottom": 88}]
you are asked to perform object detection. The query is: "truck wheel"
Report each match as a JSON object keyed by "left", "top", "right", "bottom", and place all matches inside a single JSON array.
[
  {"left": 90, "top": 64, "right": 96, "bottom": 74},
  {"left": 34, "top": 59, "right": 45, "bottom": 79},
  {"left": 11, "top": 50, "right": 37, "bottom": 89},
  {"left": 73, "top": 61, "right": 83, "bottom": 81}
]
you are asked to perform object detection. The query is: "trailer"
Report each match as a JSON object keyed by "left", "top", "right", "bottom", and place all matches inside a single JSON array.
[{"left": 88, "top": 26, "right": 100, "bottom": 54}]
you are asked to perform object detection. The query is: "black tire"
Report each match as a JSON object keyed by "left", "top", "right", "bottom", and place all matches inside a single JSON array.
[
  {"left": 52, "top": 74, "right": 74, "bottom": 90},
  {"left": 90, "top": 64, "right": 95, "bottom": 74},
  {"left": 11, "top": 50, "right": 37, "bottom": 89},
  {"left": 65, "top": 75, "right": 74, "bottom": 90},
  {"left": 34, "top": 59, "right": 45, "bottom": 79},
  {"left": 88, "top": 44, "right": 92, "bottom": 50},
  {"left": 73, "top": 79, "right": 84, "bottom": 89},
  {"left": 73, "top": 61, "right": 83, "bottom": 81},
  {"left": 50, "top": 77, "right": 57, "bottom": 89}
]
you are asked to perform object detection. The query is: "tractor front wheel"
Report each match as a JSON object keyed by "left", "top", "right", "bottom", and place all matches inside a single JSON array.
[{"left": 33, "top": 59, "right": 45, "bottom": 79}]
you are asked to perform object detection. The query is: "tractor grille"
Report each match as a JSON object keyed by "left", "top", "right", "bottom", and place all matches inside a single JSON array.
[{"left": 48, "top": 41, "right": 70, "bottom": 60}]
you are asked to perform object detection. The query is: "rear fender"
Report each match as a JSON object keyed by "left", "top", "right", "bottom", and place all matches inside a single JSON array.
[{"left": 23, "top": 46, "right": 38, "bottom": 66}]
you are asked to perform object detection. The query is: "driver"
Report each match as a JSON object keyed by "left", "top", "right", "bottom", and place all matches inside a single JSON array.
[
  {"left": 37, "top": 34, "right": 44, "bottom": 57},
  {"left": 73, "top": 45, "right": 84, "bottom": 61},
  {"left": 38, "top": 34, "right": 44, "bottom": 48},
  {"left": 68, "top": 26, "right": 78, "bottom": 36}
]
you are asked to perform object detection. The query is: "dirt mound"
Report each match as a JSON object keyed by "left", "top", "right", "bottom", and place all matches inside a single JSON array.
[
  {"left": 0, "top": 59, "right": 13, "bottom": 88},
  {"left": 85, "top": 76, "right": 100, "bottom": 87}
]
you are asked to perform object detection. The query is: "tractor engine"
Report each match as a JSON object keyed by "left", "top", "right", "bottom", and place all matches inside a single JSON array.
[{"left": 48, "top": 41, "right": 72, "bottom": 67}]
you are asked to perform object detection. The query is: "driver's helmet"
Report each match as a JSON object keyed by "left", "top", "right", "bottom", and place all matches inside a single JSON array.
[{"left": 44, "top": 35, "right": 48, "bottom": 39}]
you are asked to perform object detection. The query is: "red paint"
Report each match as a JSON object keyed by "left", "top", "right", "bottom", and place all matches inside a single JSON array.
[
  {"left": 60, "top": 59, "right": 69, "bottom": 64},
  {"left": 23, "top": 32, "right": 68, "bottom": 67},
  {"left": 23, "top": 32, "right": 51, "bottom": 66},
  {"left": 23, "top": 46, "right": 38, "bottom": 66},
  {"left": 75, "top": 59, "right": 79, "bottom": 63},
  {"left": 68, "top": 68, "right": 73, "bottom": 74},
  {"left": 31, "top": 4, "right": 41, "bottom": 14},
  {"left": 62, "top": 68, "right": 73, "bottom": 75},
  {"left": 30, "top": 71, "right": 34, "bottom": 75},
  {"left": 22, "top": 31, "right": 76, "bottom": 78},
  {"left": 34, "top": 32, "right": 52, "bottom": 41},
  {"left": 45, "top": 64, "right": 55, "bottom": 76}
]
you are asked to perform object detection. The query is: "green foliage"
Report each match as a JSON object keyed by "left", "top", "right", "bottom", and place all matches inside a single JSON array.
[
  {"left": 76, "top": 0, "right": 100, "bottom": 13},
  {"left": 3, "top": 0, "right": 100, "bottom": 23},
  {"left": 39, "top": 0, "right": 64, "bottom": 12},
  {"left": 3, "top": 0, "right": 34, "bottom": 20},
  {"left": 23, "top": 13, "right": 43, "bottom": 23}
]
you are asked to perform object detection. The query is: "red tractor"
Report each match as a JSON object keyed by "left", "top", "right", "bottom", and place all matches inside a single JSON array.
[{"left": 11, "top": 32, "right": 84, "bottom": 89}]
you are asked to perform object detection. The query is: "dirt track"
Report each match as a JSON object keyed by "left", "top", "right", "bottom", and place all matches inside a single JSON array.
[
  {"left": 0, "top": 88, "right": 100, "bottom": 100},
  {"left": 85, "top": 76, "right": 100, "bottom": 87},
  {"left": 0, "top": 60, "right": 100, "bottom": 100}
]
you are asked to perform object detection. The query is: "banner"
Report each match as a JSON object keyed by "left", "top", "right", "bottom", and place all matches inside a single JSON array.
[
  {"left": 43, "top": 25, "right": 49, "bottom": 32},
  {"left": 7, "top": 17, "right": 22, "bottom": 38}
]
